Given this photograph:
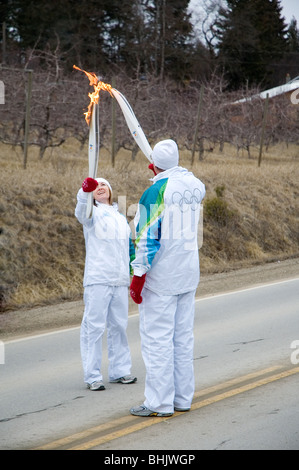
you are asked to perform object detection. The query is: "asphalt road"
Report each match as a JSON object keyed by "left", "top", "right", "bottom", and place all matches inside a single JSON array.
[{"left": 0, "top": 278, "right": 298, "bottom": 451}]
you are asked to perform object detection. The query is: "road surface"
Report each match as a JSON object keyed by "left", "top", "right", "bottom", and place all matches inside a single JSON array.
[{"left": 0, "top": 278, "right": 298, "bottom": 450}]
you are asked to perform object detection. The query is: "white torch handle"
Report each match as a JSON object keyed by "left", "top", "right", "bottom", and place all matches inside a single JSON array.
[
  {"left": 111, "top": 88, "right": 152, "bottom": 162},
  {"left": 86, "top": 102, "right": 100, "bottom": 218}
]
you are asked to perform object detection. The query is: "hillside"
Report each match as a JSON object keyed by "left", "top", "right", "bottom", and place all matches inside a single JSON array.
[{"left": 0, "top": 140, "right": 298, "bottom": 312}]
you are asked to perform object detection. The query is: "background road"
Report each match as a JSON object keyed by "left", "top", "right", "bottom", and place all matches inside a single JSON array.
[{"left": 1, "top": 278, "right": 298, "bottom": 450}]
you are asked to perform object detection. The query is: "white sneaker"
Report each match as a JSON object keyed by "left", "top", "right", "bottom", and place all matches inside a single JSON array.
[
  {"left": 174, "top": 407, "right": 190, "bottom": 412},
  {"left": 87, "top": 380, "right": 105, "bottom": 391},
  {"left": 110, "top": 375, "right": 137, "bottom": 384},
  {"left": 130, "top": 404, "right": 173, "bottom": 417}
]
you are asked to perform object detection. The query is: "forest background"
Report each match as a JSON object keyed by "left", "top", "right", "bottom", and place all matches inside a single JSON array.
[{"left": 0, "top": 0, "right": 298, "bottom": 312}]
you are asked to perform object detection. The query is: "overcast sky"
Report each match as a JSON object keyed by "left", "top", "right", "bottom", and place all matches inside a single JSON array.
[
  {"left": 280, "top": 0, "right": 299, "bottom": 23},
  {"left": 188, "top": 0, "right": 299, "bottom": 51},
  {"left": 188, "top": 0, "right": 299, "bottom": 25}
]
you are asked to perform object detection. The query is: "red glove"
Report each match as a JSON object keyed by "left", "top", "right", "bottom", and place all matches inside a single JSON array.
[
  {"left": 148, "top": 163, "right": 157, "bottom": 176},
  {"left": 82, "top": 177, "right": 98, "bottom": 192},
  {"left": 130, "top": 274, "right": 146, "bottom": 304}
]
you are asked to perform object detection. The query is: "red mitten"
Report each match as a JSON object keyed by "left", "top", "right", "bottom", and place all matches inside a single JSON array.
[
  {"left": 82, "top": 177, "right": 98, "bottom": 192},
  {"left": 148, "top": 163, "right": 157, "bottom": 176},
  {"left": 130, "top": 274, "right": 146, "bottom": 304}
]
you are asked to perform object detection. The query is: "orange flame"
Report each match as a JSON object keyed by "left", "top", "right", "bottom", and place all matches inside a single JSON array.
[{"left": 73, "top": 65, "right": 113, "bottom": 126}]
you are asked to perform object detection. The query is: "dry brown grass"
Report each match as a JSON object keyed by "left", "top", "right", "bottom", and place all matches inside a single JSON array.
[{"left": 0, "top": 139, "right": 298, "bottom": 311}]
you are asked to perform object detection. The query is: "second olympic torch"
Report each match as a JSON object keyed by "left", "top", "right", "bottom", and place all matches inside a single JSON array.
[{"left": 110, "top": 88, "right": 152, "bottom": 163}]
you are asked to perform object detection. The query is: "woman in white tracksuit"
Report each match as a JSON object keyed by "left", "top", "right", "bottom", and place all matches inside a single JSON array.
[
  {"left": 75, "top": 177, "right": 136, "bottom": 390},
  {"left": 129, "top": 140, "right": 205, "bottom": 416}
]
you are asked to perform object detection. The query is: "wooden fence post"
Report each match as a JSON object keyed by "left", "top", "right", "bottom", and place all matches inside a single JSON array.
[
  {"left": 258, "top": 93, "right": 269, "bottom": 167},
  {"left": 191, "top": 85, "right": 204, "bottom": 165},
  {"left": 2, "top": 22, "right": 6, "bottom": 65},
  {"left": 23, "top": 69, "right": 33, "bottom": 169}
]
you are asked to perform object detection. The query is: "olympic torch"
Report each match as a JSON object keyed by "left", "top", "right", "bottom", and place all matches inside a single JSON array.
[
  {"left": 86, "top": 101, "right": 100, "bottom": 218},
  {"left": 74, "top": 65, "right": 103, "bottom": 218},
  {"left": 110, "top": 88, "right": 152, "bottom": 162},
  {"left": 74, "top": 65, "right": 153, "bottom": 207}
]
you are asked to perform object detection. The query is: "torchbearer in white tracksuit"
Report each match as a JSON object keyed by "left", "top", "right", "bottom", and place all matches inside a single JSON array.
[
  {"left": 129, "top": 140, "right": 205, "bottom": 417},
  {"left": 75, "top": 177, "right": 137, "bottom": 391}
]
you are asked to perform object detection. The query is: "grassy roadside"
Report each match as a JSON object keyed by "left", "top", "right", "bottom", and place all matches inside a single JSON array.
[{"left": 0, "top": 140, "right": 298, "bottom": 312}]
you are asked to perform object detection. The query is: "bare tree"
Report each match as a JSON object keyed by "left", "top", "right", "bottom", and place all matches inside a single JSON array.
[{"left": 1, "top": 54, "right": 298, "bottom": 165}]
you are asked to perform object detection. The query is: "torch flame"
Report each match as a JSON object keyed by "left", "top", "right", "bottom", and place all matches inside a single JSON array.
[{"left": 73, "top": 65, "right": 113, "bottom": 125}]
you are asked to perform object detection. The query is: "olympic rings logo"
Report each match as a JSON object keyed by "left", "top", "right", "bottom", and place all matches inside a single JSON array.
[{"left": 171, "top": 188, "right": 203, "bottom": 212}]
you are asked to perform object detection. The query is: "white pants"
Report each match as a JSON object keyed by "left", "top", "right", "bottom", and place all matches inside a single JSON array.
[
  {"left": 81, "top": 284, "right": 132, "bottom": 384},
  {"left": 139, "top": 288, "right": 196, "bottom": 414}
]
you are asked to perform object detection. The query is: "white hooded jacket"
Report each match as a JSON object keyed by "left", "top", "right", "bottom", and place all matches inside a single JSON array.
[
  {"left": 75, "top": 188, "right": 134, "bottom": 287},
  {"left": 132, "top": 166, "right": 205, "bottom": 295}
]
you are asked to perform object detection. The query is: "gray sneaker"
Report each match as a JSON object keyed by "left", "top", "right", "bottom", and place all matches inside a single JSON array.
[
  {"left": 174, "top": 407, "right": 190, "bottom": 412},
  {"left": 130, "top": 405, "right": 173, "bottom": 417},
  {"left": 87, "top": 380, "right": 105, "bottom": 391},
  {"left": 110, "top": 375, "right": 137, "bottom": 384}
]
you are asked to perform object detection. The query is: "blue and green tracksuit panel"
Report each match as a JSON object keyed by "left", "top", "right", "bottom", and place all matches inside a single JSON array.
[
  {"left": 132, "top": 166, "right": 206, "bottom": 296},
  {"left": 134, "top": 177, "right": 168, "bottom": 272}
]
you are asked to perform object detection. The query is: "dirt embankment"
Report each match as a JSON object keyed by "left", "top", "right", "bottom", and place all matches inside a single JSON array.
[
  {"left": 1, "top": 258, "right": 298, "bottom": 341},
  {"left": 1, "top": 142, "right": 298, "bottom": 314}
]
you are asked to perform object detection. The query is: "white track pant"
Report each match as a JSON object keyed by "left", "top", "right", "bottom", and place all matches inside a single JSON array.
[
  {"left": 139, "top": 288, "right": 196, "bottom": 414},
  {"left": 81, "top": 284, "right": 132, "bottom": 384}
]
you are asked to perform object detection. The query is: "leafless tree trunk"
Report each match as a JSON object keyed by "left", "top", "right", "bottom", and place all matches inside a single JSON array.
[{"left": 1, "top": 50, "right": 298, "bottom": 165}]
